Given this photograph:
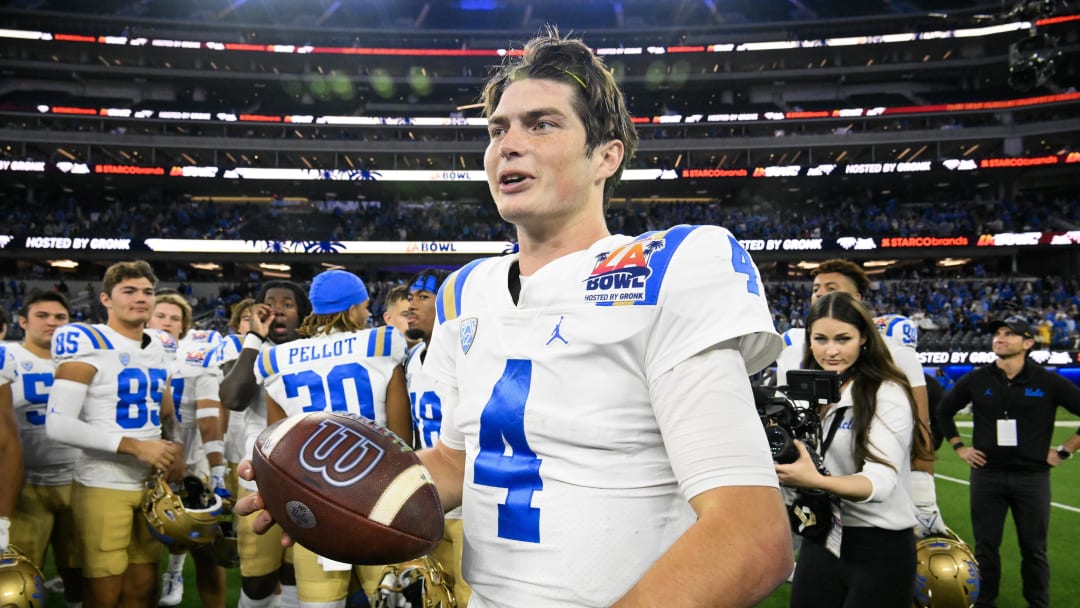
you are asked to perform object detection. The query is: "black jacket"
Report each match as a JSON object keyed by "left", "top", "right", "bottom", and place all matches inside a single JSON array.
[{"left": 938, "top": 358, "right": 1080, "bottom": 472}]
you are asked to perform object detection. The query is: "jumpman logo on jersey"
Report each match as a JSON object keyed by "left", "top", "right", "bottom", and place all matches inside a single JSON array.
[{"left": 546, "top": 316, "right": 568, "bottom": 346}]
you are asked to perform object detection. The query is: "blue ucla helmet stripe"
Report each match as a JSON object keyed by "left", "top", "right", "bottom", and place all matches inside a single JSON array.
[
  {"left": 256, "top": 347, "right": 278, "bottom": 378},
  {"left": 596, "top": 224, "right": 698, "bottom": 307},
  {"left": 436, "top": 258, "right": 486, "bottom": 323},
  {"left": 71, "top": 323, "right": 114, "bottom": 349}
]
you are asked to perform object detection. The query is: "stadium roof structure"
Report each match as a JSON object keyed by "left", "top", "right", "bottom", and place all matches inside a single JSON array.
[{"left": 1, "top": 0, "right": 1043, "bottom": 32}]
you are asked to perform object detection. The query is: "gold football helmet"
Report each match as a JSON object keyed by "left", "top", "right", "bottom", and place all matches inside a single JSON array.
[
  {"left": 914, "top": 528, "right": 980, "bottom": 608},
  {"left": 371, "top": 555, "right": 456, "bottom": 608},
  {"left": 0, "top": 544, "right": 45, "bottom": 608},
  {"left": 142, "top": 472, "right": 223, "bottom": 548}
]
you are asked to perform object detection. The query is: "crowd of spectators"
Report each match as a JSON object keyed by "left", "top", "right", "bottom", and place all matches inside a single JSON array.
[
  {"left": 2, "top": 191, "right": 1077, "bottom": 243},
  {"left": 766, "top": 270, "right": 1080, "bottom": 351}
]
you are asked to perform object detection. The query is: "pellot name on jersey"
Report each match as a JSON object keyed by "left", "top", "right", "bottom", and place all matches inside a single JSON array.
[{"left": 284, "top": 336, "right": 360, "bottom": 365}]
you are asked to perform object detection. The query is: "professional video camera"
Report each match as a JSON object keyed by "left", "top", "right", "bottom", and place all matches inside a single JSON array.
[{"left": 755, "top": 370, "right": 841, "bottom": 464}]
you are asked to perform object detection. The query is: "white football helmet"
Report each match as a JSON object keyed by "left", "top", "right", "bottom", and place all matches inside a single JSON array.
[
  {"left": 371, "top": 555, "right": 456, "bottom": 608},
  {"left": 142, "top": 472, "right": 223, "bottom": 548},
  {"left": 0, "top": 545, "right": 45, "bottom": 608},
  {"left": 875, "top": 313, "right": 918, "bottom": 349},
  {"left": 914, "top": 528, "right": 980, "bottom": 608}
]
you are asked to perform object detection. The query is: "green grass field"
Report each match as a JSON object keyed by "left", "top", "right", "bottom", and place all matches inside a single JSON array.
[{"left": 40, "top": 424, "right": 1080, "bottom": 607}]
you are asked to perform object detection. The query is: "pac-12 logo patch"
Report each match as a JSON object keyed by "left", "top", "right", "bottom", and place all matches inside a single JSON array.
[
  {"left": 460, "top": 318, "right": 478, "bottom": 354},
  {"left": 584, "top": 236, "right": 665, "bottom": 304},
  {"left": 119, "top": 353, "right": 131, "bottom": 366}
]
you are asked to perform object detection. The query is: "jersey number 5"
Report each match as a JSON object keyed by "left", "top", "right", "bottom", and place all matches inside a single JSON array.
[{"left": 473, "top": 359, "right": 543, "bottom": 543}]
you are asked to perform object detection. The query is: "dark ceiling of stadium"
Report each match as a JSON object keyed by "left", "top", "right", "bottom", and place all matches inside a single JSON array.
[{"left": 8, "top": 0, "right": 1011, "bottom": 30}]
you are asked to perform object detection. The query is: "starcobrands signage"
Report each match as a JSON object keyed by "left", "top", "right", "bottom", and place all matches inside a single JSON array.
[{"left": 880, "top": 236, "right": 969, "bottom": 248}]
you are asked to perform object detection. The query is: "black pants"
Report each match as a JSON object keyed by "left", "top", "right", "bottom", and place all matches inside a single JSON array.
[
  {"left": 971, "top": 468, "right": 1051, "bottom": 608},
  {"left": 790, "top": 526, "right": 915, "bottom": 608}
]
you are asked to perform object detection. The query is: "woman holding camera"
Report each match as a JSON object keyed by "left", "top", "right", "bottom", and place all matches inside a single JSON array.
[{"left": 775, "top": 291, "right": 932, "bottom": 608}]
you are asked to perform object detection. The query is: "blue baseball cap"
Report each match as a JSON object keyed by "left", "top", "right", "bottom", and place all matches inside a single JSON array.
[{"left": 309, "top": 270, "right": 369, "bottom": 315}]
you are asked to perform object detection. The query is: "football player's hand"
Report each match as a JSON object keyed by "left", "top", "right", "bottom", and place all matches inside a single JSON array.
[
  {"left": 0, "top": 516, "right": 9, "bottom": 552},
  {"left": 210, "top": 465, "right": 232, "bottom": 502},
  {"left": 247, "top": 304, "right": 273, "bottom": 339},
  {"left": 234, "top": 459, "right": 294, "bottom": 547},
  {"left": 165, "top": 446, "right": 187, "bottom": 482},
  {"left": 136, "top": 438, "right": 181, "bottom": 473},
  {"left": 910, "top": 471, "right": 947, "bottom": 538}
]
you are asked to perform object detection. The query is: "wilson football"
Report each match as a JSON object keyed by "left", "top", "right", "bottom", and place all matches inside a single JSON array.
[{"left": 252, "top": 411, "right": 444, "bottom": 564}]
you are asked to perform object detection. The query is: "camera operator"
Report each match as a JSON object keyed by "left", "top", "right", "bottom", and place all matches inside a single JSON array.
[{"left": 775, "top": 292, "right": 933, "bottom": 608}]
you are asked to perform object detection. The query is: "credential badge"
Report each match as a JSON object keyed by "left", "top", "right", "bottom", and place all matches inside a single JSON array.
[{"left": 460, "top": 318, "right": 478, "bottom": 354}]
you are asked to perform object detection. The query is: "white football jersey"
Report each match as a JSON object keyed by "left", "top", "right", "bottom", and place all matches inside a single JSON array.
[
  {"left": 405, "top": 342, "right": 462, "bottom": 519},
  {"left": 0, "top": 343, "right": 79, "bottom": 485},
  {"left": 775, "top": 324, "right": 926, "bottom": 389},
  {"left": 255, "top": 326, "right": 405, "bottom": 425},
  {"left": 50, "top": 323, "right": 177, "bottom": 490},
  {"left": 213, "top": 334, "right": 249, "bottom": 464},
  {"left": 875, "top": 314, "right": 919, "bottom": 349},
  {"left": 170, "top": 331, "right": 225, "bottom": 467},
  {"left": 424, "top": 225, "right": 781, "bottom": 607}
]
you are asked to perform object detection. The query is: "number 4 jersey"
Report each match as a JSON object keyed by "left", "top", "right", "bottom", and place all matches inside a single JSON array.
[
  {"left": 425, "top": 225, "right": 782, "bottom": 607},
  {"left": 51, "top": 323, "right": 177, "bottom": 490}
]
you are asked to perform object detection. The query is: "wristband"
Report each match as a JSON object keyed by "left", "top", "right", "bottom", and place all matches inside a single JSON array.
[
  {"left": 1057, "top": 445, "right": 1072, "bottom": 460},
  {"left": 203, "top": 440, "right": 225, "bottom": 456},
  {"left": 242, "top": 332, "right": 265, "bottom": 351},
  {"left": 951, "top": 441, "right": 965, "bottom": 451},
  {"left": 195, "top": 407, "right": 220, "bottom": 419}
]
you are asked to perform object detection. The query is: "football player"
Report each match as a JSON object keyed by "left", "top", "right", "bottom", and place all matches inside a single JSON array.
[
  {"left": 3, "top": 291, "right": 83, "bottom": 607},
  {"left": 45, "top": 260, "right": 183, "bottom": 608},
  {"left": 237, "top": 29, "right": 792, "bottom": 607},
  {"left": 219, "top": 298, "right": 256, "bottom": 497},
  {"left": 774, "top": 259, "right": 945, "bottom": 538},
  {"left": 0, "top": 342, "right": 17, "bottom": 559},
  {"left": 403, "top": 269, "right": 471, "bottom": 608},
  {"left": 258, "top": 269, "right": 411, "bottom": 608},
  {"left": 382, "top": 284, "right": 421, "bottom": 351},
  {"left": 148, "top": 293, "right": 227, "bottom": 608},
  {"left": 220, "top": 282, "right": 310, "bottom": 608}
]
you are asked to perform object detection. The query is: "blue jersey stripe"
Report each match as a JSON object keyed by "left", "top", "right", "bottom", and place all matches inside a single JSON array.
[
  {"left": 436, "top": 258, "right": 486, "bottom": 323},
  {"left": 381, "top": 326, "right": 393, "bottom": 356},
  {"left": 71, "top": 323, "right": 114, "bottom": 349},
  {"left": 256, "top": 347, "right": 277, "bottom": 378}
]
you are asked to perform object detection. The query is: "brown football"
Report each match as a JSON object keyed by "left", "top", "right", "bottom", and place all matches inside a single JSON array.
[{"left": 251, "top": 411, "right": 444, "bottom": 565}]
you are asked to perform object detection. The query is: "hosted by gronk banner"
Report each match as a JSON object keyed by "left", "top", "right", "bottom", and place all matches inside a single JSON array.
[
  {"left": 919, "top": 350, "right": 1080, "bottom": 368},
  {"left": 4, "top": 229, "right": 1080, "bottom": 257}
]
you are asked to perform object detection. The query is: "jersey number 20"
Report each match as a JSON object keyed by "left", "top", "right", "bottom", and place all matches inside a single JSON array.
[{"left": 281, "top": 362, "right": 375, "bottom": 420}]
